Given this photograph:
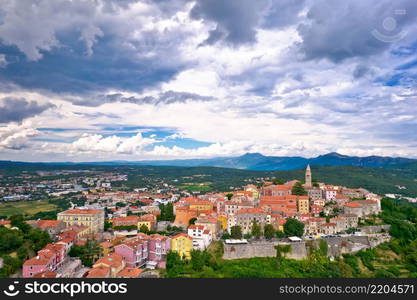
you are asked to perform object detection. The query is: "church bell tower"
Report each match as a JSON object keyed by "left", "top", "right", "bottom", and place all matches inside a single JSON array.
[{"left": 305, "top": 164, "right": 312, "bottom": 189}]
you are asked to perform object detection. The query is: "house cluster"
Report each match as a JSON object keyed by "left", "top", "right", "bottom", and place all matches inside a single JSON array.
[
  {"left": 22, "top": 209, "right": 106, "bottom": 278},
  {"left": 169, "top": 165, "right": 382, "bottom": 239},
  {"left": 22, "top": 219, "right": 86, "bottom": 278},
  {"left": 18, "top": 164, "right": 385, "bottom": 277}
]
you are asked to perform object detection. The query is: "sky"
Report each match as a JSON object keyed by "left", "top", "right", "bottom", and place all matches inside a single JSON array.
[{"left": 0, "top": 0, "right": 417, "bottom": 162}]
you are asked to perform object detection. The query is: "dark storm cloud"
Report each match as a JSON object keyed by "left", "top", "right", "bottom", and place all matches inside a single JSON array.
[
  {"left": 73, "top": 90, "right": 215, "bottom": 107},
  {"left": 298, "top": 0, "right": 417, "bottom": 62},
  {"left": 261, "top": 0, "right": 306, "bottom": 29},
  {"left": 0, "top": 37, "right": 183, "bottom": 94},
  {"left": 0, "top": 0, "right": 189, "bottom": 94},
  {"left": 353, "top": 65, "right": 372, "bottom": 79},
  {"left": 190, "top": 0, "right": 269, "bottom": 46},
  {"left": 0, "top": 97, "right": 55, "bottom": 123}
]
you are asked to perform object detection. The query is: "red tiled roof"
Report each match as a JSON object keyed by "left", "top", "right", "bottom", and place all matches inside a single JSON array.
[
  {"left": 86, "top": 266, "right": 110, "bottom": 278},
  {"left": 236, "top": 207, "right": 268, "bottom": 215},
  {"left": 24, "top": 256, "right": 50, "bottom": 266},
  {"left": 344, "top": 202, "right": 362, "bottom": 208},
  {"left": 117, "top": 267, "right": 143, "bottom": 278},
  {"left": 60, "top": 209, "right": 102, "bottom": 215},
  {"left": 33, "top": 271, "right": 57, "bottom": 278},
  {"left": 37, "top": 220, "right": 63, "bottom": 229},
  {"left": 188, "top": 225, "right": 205, "bottom": 230},
  {"left": 172, "top": 233, "right": 192, "bottom": 240},
  {"left": 94, "top": 253, "right": 124, "bottom": 268}
]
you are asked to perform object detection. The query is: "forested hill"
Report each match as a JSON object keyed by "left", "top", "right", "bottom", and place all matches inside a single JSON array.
[{"left": 1, "top": 161, "right": 416, "bottom": 197}]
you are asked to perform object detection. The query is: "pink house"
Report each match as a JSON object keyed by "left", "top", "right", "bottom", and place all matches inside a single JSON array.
[
  {"left": 22, "top": 243, "right": 66, "bottom": 277},
  {"left": 147, "top": 234, "right": 171, "bottom": 268},
  {"left": 114, "top": 237, "right": 148, "bottom": 267}
]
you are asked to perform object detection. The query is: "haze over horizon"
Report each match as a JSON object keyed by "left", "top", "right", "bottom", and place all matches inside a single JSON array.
[{"left": 1, "top": 0, "right": 417, "bottom": 162}]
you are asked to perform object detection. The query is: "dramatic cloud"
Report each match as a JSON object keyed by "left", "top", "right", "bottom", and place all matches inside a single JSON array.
[
  {"left": 71, "top": 90, "right": 215, "bottom": 107},
  {"left": 0, "top": 97, "right": 55, "bottom": 123},
  {"left": 0, "top": 0, "right": 417, "bottom": 161},
  {"left": 71, "top": 132, "right": 156, "bottom": 154},
  {"left": 298, "top": 0, "right": 417, "bottom": 62},
  {"left": 190, "top": 0, "right": 268, "bottom": 46},
  {"left": 0, "top": 123, "right": 39, "bottom": 150}
]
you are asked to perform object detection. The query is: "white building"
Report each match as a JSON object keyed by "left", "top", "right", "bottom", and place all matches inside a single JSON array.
[
  {"left": 324, "top": 189, "right": 337, "bottom": 202},
  {"left": 187, "top": 225, "right": 212, "bottom": 250}
]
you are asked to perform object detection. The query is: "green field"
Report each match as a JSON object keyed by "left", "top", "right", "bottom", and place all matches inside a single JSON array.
[
  {"left": 180, "top": 182, "right": 213, "bottom": 192},
  {"left": 0, "top": 200, "right": 58, "bottom": 217}
]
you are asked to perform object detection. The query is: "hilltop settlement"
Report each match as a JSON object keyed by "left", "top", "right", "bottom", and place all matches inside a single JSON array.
[{"left": 0, "top": 165, "right": 392, "bottom": 278}]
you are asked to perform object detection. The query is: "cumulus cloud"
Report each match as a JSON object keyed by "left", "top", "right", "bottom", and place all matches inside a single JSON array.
[
  {"left": 0, "top": 97, "right": 55, "bottom": 123},
  {"left": 1, "top": 0, "right": 417, "bottom": 161},
  {"left": 71, "top": 132, "right": 156, "bottom": 154},
  {"left": 0, "top": 123, "right": 39, "bottom": 150}
]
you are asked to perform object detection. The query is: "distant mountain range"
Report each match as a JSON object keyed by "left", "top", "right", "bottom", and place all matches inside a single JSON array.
[{"left": 1, "top": 152, "right": 415, "bottom": 171}]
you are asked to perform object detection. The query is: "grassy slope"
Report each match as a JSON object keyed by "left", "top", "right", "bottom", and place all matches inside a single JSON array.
[{"left": 0, "top": 200, "right": 58, "bottom": 217}]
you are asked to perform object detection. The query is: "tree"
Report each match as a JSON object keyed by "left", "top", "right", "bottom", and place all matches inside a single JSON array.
[
  {"left": 272, "top": 178, "right": 284, "bottom": 185},
  {"left": 190, "top": 250, "right": 212, "bottom": 271},
  {"left": 251, "top": 221, "right": 262, "bottom": 239},
  {"left": 158, "top": 203, "right": 175, "bottom": 222},
  {"left": 264, "top": 224, "right": 275, "bottom": 239},
  {"left": 230, "top": 226, "right": 242, "bottom": 239},
  {"left": 189, "top": 218, "right": 197, "bottom": 225},
  {"left": 275, "top": 244, "right": 291, "bottom": 262},
  {"left": 9, "top": 215, "right": 31, "bottom": 233},
  {"left": 69, "top": 239, "right": 102, "bottom": 267},
  {"left": 283, "top": 218, "right": 305, "bottom": 237},
  {"left": 319, "top": 240, "right": 328, "bottom": 257},
  {"left": 104, "top": 221, "right": 112, "bottom": 231},
  {"left": 276, "top": 230, "right": 286, "bottom": 238},
  {"left": 139, "top": 224, "right": 150, "bottom": 234},
  {"left": 221, "top": 233, "right": 231, "bottom": 240},
  {"left": 166, "top": 250, "right": 182, "bottom": 269},
  {"left": 226, "top": 193, "right": 234, "bottom": 200},
  {"left": 291, "top": 182, "right": 307, "bottom": 196}
]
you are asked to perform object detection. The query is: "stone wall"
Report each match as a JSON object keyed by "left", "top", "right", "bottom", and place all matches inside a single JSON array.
[
  {"left": 223, "top": 240, "right": 307, "bottom": 260},
  {"left": 223, "top": 235, "right": 390, "bottom": 260},
  {"left": 360, "top": 225, "right": 391, "bottom": 234}
]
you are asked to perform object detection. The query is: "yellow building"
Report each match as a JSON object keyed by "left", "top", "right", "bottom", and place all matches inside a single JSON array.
[
  {"left": 189, "top": 201, "right": 213, "bottom": 211},
  {"left": 137, "top": 221, "right": 152, "bottom": 231},
  {"left": 137, "top": 214, "right": 156, "bottom": 231},
  {"left": 217, "top": 215, "right": 228, "bottom": 230},
  {"left": 171, "top": 233, "right": 193, "bottom": 260},
  {"left": 297, "top": 196, "right": 310, "bottom": 214},
  {"left": 57, "top": 209, "right": 104, "bottom": 234}
]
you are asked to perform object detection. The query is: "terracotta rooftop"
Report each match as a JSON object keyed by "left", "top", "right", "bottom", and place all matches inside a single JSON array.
[
  {"left": 86, "top": 265, "right": 110, "bottom": 278},
  {"left": 24, "top": 256, "right": 50, "bottom": 266},
  {"left": 344, "top": 202, "right": 362, "bottom": 208},
  {"left": 60, "top": 209, "right": 102, "bottom": 215},
  {"left": 94, "top": 252, "right": 124, "bottom": 268},
  {"left": 172, "top": 233, "right": 192, "bottom": 240},
  {"left": 37, "top": 220, "right": 63, "bottom": 229},
  {"left": 33, "top": 271, "right": 57, "bottom": 278},
  {"left": 188, "top": 225, "right": 205, "bottom": 230},
  {"left": 117, "top": 267, "right": 143, "bottom": 278},
  {"left": 236, "top": 207, "right": 268, "bottom": 215}
]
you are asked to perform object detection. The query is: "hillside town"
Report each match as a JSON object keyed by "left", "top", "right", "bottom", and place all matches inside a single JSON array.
[{"left": 0, "top": 165, "right": 391, "bottom": 278}]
